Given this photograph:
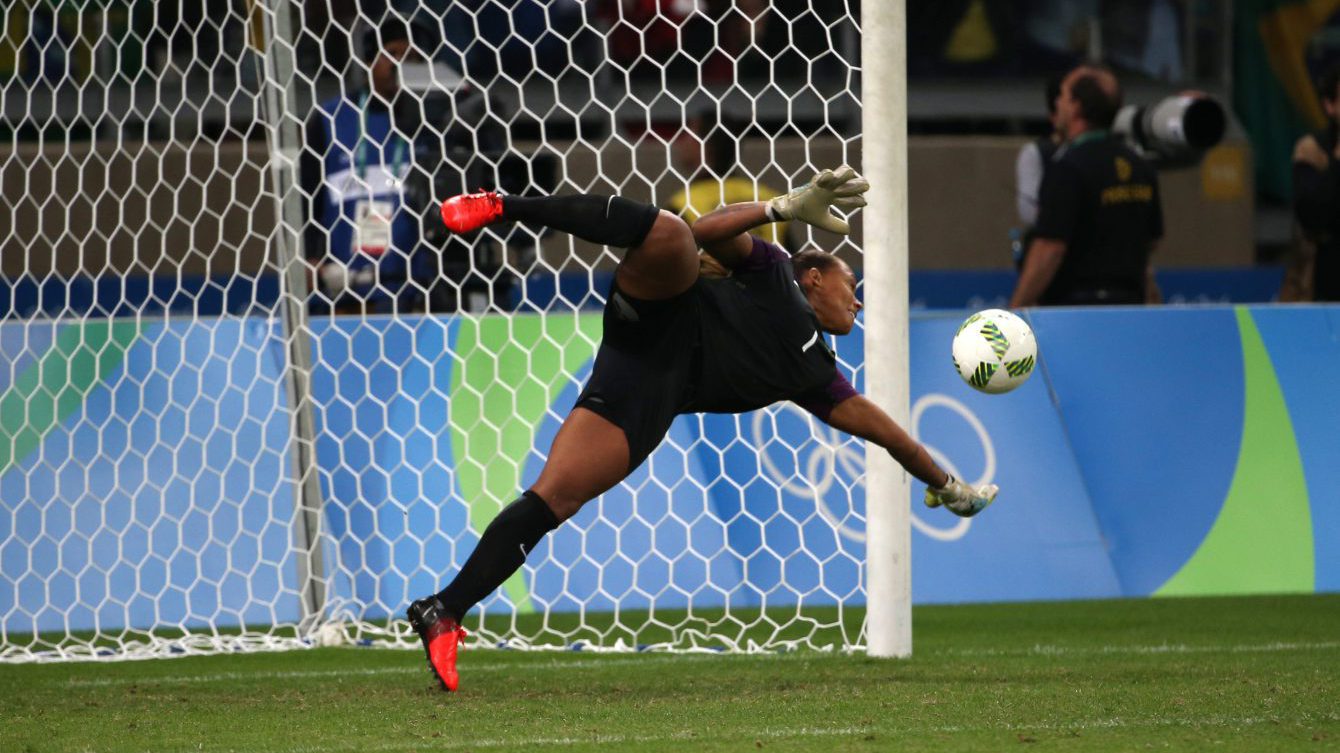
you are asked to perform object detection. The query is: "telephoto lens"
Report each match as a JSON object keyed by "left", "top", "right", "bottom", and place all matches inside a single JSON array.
[{"left": 1113, "top": 94, "right": 1228, "bottom": 168}]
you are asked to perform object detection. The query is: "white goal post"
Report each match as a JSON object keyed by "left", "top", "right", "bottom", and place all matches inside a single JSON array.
[
  {"left": 0, "top": 0, "right": 906, "bottom": 661},
  {"left": 860, "top": 0, "right": 912, "bottom": 659}
]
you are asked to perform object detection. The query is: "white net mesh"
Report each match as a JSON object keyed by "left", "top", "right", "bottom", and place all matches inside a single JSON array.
[{"left": 0, "top": 0, "right": 867, "bottom": 661}]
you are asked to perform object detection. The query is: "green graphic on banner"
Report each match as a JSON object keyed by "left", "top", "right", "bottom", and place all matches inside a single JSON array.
[
  {"left": 1157, "top": 308, "right": 1313, "bottom": 596},
  {"left": 0, "top": 321, "right": 145, "bottom": 477},
  {"left": 449, "top": 314, "right": 603, "bottom": 612}
]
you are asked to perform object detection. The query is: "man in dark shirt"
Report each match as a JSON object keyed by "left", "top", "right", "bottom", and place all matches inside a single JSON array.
[
  {"left": 1289, "top": 62, "right": 1340, "bottom": 301},
  {"left": 1010, "top": 65, "right": 1164, "bottom": 307},
  {"left": 404, "top": 169, "right": 999, "bottom": 692}
]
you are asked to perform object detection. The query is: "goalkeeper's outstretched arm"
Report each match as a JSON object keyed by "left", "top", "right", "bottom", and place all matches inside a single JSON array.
[
  {"left": 692, "top": 202, "right": 770, "bottom": 266},
  {"left": 691, "top": 166, "right": 871, "bottom": 265},
  {"left": 821, "top": 395, "right": 999, "bottom": 518},
  {"left": 823, "top": 395, "right": 948, "bottom": 488}
]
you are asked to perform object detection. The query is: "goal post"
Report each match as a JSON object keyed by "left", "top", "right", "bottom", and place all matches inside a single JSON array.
[
  {"left": 860, "top": 0, "right": 913, "bottom": 658},
  {"left": 0, "top": 0, "right": 900, "bottom": 661},
  {"left": 251, "top": 0, "right": 328, "bottom": 634}
]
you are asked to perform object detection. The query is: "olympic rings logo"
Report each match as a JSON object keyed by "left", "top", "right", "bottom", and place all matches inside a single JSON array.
[{"left": 752, "top": 393, "right": 995, "bottom": 544}]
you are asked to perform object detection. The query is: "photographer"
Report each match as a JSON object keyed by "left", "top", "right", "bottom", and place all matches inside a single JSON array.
[
  {"left": 1287, "top": 62, "right": 1340, "bottom": 302},
  {"left": 1010, "top": 65, "right": 1163, "bottom": 307},
  {"left": 301, "top": 14, "right": 428, "bottom": 315}
]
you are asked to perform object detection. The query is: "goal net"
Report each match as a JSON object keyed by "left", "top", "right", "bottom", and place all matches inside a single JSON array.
[{"left": 0, "top": 0, "right": 875, "bottom": 661}]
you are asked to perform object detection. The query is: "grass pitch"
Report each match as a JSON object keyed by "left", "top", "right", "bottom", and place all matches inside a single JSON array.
[{"left": 3, "top": 595, "right": 1338, "bottom": 752}]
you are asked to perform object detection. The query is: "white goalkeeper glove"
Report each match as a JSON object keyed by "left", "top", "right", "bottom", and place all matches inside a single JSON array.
[
  {"left": 766, "top": 165, "right": 870, "bottom": 234},
  {"left": 924, "top": 475, "right": 999, "bottom": 518}
]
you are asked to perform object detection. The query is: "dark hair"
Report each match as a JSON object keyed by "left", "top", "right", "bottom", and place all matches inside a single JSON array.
[
  {"left": 1045, "top": 75, "right": 1062, "bottom": 116},
  {"left": 1320, "top": 60, "right": 1340, "bottom": 104},
  {"left": 1071, "top": 72, "right": 1120, "bottom": 130},
  {"left": 792, "top": 249, "right": 842, "bottom": 282},
  {"left": 362, "top": 14, "right": 414, "bottom": 61}
]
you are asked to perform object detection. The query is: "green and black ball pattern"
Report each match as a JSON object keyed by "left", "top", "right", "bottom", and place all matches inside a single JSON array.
[
  {"left": 962, "top": 320, "right": 1035, "bottom": 386},
  {"left": 969, "top": 360, "right": 998, "bottom": 388}
]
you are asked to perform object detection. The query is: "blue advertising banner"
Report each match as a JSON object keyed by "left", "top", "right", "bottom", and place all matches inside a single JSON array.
[
  {"left": 0, "top": 319, "right": 299, "bottom": 634},
  {"left": 2, "top": 305, "right": 1337, "bottom": 636},
  {"left": 1250, "top": 307, "right": 1340, "bottom": 594}
]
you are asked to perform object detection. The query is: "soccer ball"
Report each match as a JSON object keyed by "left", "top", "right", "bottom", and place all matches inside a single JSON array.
[
  {"left": 951, "top": 309, "right": 1037, "bottom": 394},
  {"left": 314, "top": 621, "right": 349, "bottom": 647}
]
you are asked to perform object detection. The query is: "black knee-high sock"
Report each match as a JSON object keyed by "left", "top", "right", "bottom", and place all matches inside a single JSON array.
[
  {"left": 434, "top": 490, "right": 560, "bottom": 622},
  {"left": 503, "top": 194, "right": 659, "bottom": 249}
]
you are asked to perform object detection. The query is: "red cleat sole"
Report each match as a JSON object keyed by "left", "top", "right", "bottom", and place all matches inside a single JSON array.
[{"left": 424, "top": 627, "right": 466, "bottom": 692}]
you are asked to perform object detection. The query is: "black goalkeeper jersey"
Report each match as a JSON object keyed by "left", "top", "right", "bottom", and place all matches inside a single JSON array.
[
  {"left": 686, "top": 238, "right": 854, "bottom": 416},
  {"left": 577, "top": 237, "right": 855, "bottom": 472}
]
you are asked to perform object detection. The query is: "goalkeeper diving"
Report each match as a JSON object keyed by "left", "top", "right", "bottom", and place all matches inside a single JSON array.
[{"left": 407, "top": 167, "right": 998, "bottom": 691}]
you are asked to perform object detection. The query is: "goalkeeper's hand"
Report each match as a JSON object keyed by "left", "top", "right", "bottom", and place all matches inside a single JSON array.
[
  {"left": 766, "top": 165, "right": 869, "bottom": 234},
  {"left": 924, "top": 475, "right": 999, "bottom": 518}
]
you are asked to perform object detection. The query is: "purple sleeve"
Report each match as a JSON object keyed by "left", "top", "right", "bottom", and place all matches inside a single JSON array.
[
  {"left": 732, "top": 237, "right": 790, "bottom": 273},
  {"left": 793, "top": 371, "right": 859, "bottom": 422}
]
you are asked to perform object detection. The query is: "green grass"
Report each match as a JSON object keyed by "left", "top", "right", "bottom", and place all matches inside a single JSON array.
[{"left": 2, "top": 595, "right": 1338, "bottom": 752}]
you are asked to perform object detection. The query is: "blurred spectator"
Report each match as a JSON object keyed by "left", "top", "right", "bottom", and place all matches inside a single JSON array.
[
  {"left": 424, "top": 0, "right": 588, "bottom": 82},
  {"left": 21, "top": 4, "right": 73, "bottom": 85},
  {"left": 300, "top": 13, "right": 428, "bottom": 315},
  {"left": 294, "top": 0, "right": 359, "bottom": 85},
  {"left": 700, "top": 0, "right": 763, "bottom": 83},
  {"left": 700, "top": 0, "right": 809, "bottom": 83},
  {"left": 379, "top": 1, "right": 539, "bottom": 312},
  {"left": 1019, "top": 0, "right": 1095, "bottom": 74},
  {"left": 599, "top": 0, "right": 709, "bottom": 81},
  {"left": 664, "top": 109, "right": 790, "bottom": 247},
  {"left": 1104, "top": 0, "right": 1184, "bottom": 83},
  {"left": 597, "top": 0, "right": 849, "bottom": 83},
  {"left": 1284, "top": 61, "right": 1340, "bottom": 302},
  {"left": 1010, "top": 64, "right": 1164, "bottom": 307},
  {"left": 1013, "top": 76, "right": 1055, "bottom": 229},
  {"left": 1013, "top": 74, "right": 1064, "bottom": 269},
  {"left": 412, "top": 82, "right": 518, "bottom": 314},
  {"left": 134, "top": 0, "right": 234, "bottom": 81}
]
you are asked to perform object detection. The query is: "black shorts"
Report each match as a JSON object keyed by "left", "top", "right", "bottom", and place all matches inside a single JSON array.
[{"left": 575, "top": 281, "right": 702, "bottom": 472}]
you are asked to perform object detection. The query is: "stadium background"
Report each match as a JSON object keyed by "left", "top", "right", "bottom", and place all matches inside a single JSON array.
[
  {"left": 1, "top": 0, "right": 1339, "bottom": 654},
  {"left": 6, "top": 1, "right": 1320, "bottom": 313}
]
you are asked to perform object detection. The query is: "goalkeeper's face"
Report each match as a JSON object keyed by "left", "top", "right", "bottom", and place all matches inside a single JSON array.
[{"left": 803, "top": 259, "right": 861, "bottom": 335}]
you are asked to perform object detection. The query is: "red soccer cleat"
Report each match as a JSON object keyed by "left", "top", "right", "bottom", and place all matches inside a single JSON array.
[
  {"left": 406, "top": 597, "right": 468, "bottom": 692},
  {"left": 439, "top": 190, "right": 504, "bottom": 234}
]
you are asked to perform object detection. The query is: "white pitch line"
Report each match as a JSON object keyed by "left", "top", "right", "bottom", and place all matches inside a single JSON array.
[
  {"left": 60, "top": 653, "right": 741, "bottom": 688},
  {"left": 65, "top": 665, "right": 418, "bottom": 687},
  {"left": 280, "top": 724, "right": 873, "bottom": 753},
  {"left": 939, "top": 640, "right": 1340, "bottom": 658},
  {"left": 926, "top": 711, "right": 1340, "bottom": 734},
  {"left": 57, "top": 639, "right": 1340, "bottom": 689}
]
